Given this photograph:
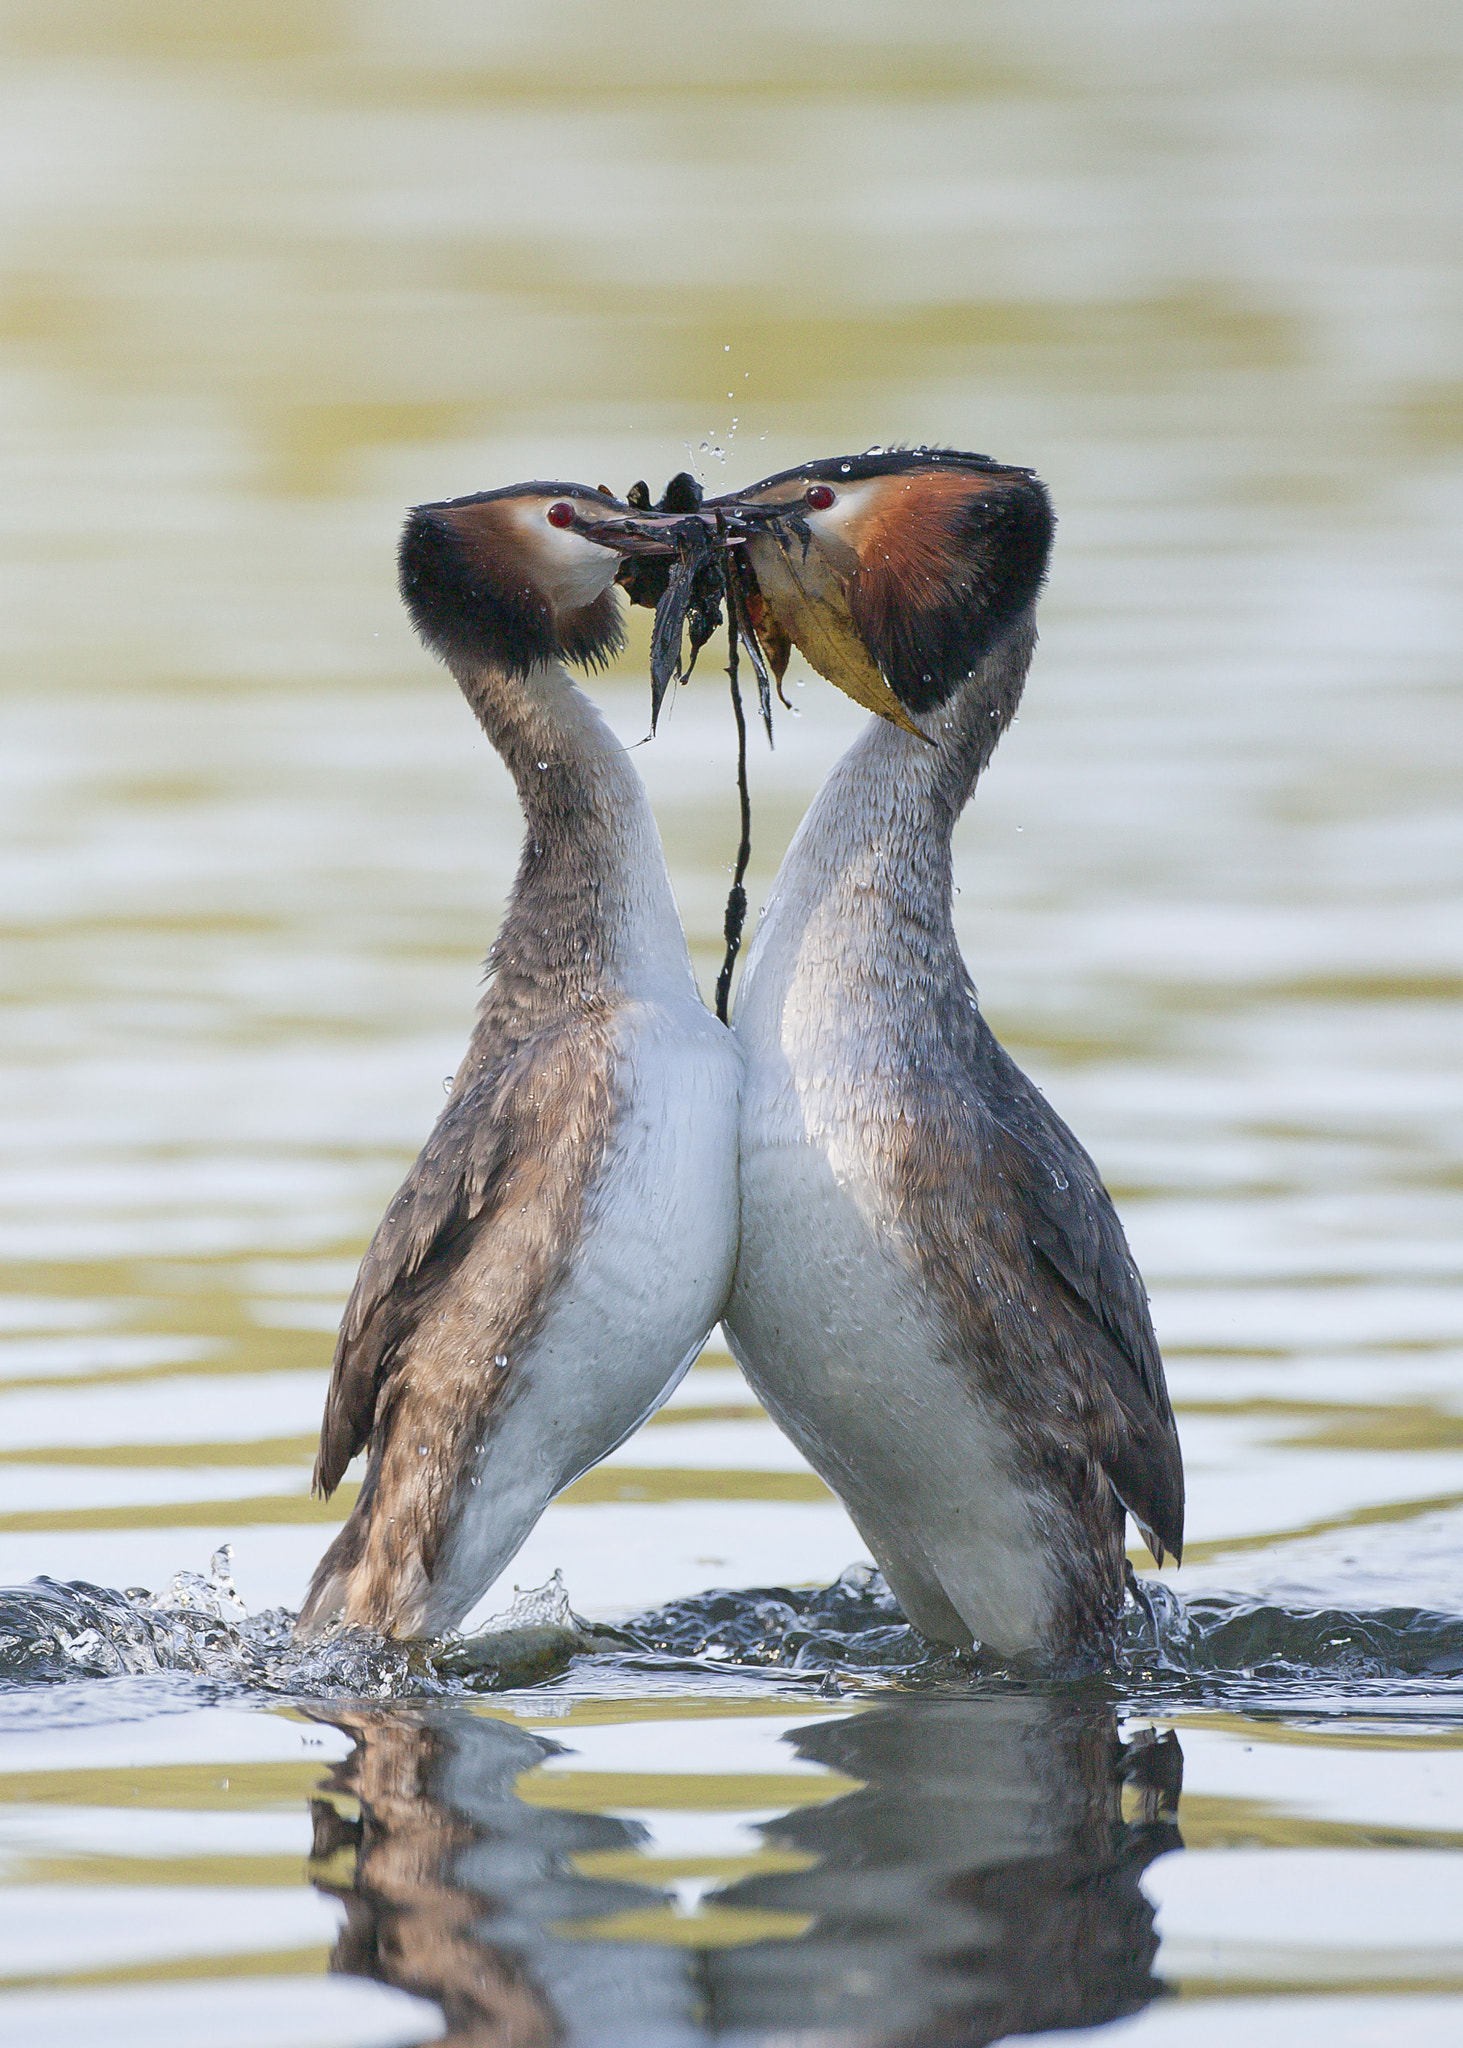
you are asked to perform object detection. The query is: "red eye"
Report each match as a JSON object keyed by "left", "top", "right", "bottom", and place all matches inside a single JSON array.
[
  {"left": 804, "top": 484, "right": 836, "bottom": 511},
  {"left": 546, "top": 501, "right": 576, "bottom": 528}
]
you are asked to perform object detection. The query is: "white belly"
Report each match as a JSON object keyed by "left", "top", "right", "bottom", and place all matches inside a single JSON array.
[
  {"left": 727, "top": 1051, "right": 1056, "bottom": 1659},
  {"left": 424, "top": 999, "right": 742, "bottom": 1630}
]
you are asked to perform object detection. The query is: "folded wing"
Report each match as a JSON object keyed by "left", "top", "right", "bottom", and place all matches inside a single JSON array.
[
  {"left": 904, "top": 1012, "right": 1184, "bottom": 1568},
  {"left": 301, "top": 1003, "right": 620, "bottom": 1632}
]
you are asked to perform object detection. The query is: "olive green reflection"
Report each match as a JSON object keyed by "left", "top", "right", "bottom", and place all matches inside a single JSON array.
[{"left": 306, "top": 1695, "right": 1181, "bottom": 2045}]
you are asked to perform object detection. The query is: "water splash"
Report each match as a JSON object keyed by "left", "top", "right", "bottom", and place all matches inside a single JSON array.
[
  {"left": 0, "top": 1548, "right": 447, "bottom": 1700},
  {"left": 436, "top": 1569, "right": 600, "bottom": 1689},
  {"left": 156, "top": 1547, "right": 249, "bottom": 1622},
  {"left": 622, "top": 1562, "right": 935, "bottom": 1679},
  {"left": 1, "top": 1552, "right": 1461, "bottom": 1706},
  {"left": 0, "top": 1556, "right": 615, "bottom": 1702},
  {"left": 1125, "top": 1578, "right": 1463, "bottom": 1686},
  {"left": 621, "top": 1566, "right": 1463, "bottom": 1701}
]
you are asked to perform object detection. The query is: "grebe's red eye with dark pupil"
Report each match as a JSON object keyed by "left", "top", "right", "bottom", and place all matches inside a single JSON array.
[
  {"left": 546, "top": 501, "right": 576, "bottom": 528},
  {"left": 804, "top": 484, "right": 836, "bottom": 511}
]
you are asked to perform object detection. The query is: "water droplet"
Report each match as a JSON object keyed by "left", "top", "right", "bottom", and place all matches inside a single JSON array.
[
  {"left": 494, "top": 1353, "right": 508, "bottom": 1370},
  {"left": 537, "top": 760, "right": 548, "bottom": 770},
  {"left": 840, "top": 462, "right": 851, "bottom": 473}
]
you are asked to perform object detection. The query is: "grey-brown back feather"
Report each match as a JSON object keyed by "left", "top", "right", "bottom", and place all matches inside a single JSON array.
[
  {"left": 313, "top": 999, "right": 621, "bottom": 1498},
  {"left": 904, "top": 992, "right": 1184, "bottom": 1569},
  {"left": 983, "top": 1054, "right": 1183, "bottom": 1562},
  {"left": 313, "top": 1069, "right": 516, "bottom": 1498},
  {"left": 300, "top": 1000, "right": 621, "bottom": 1634}
]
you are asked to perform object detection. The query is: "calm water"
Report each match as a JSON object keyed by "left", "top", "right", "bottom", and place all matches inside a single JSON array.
[{"left": 2, "top": 3, "right": 1462, "bottom": 2042}]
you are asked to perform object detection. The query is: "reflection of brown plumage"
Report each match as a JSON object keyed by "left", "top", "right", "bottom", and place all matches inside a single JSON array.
[
  {"left": 303, "top": 1688, "right": 1180, "bottom": 2047},
  {"left": 938, "top": 1718, "right": 1182, "bottom": 2046},
  {"left": 702, "top": 1694, "right": 1181, "bottom": 2045},
  {"left": 306, "top": 1706, "right": 685, "bottom": 2045},
  {"left": 310, "top": 1710, "right": 561, "bottom": 2048}
]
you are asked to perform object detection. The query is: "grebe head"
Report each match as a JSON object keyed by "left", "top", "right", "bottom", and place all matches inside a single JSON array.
[
  {"left": 708, "top": 449, "right": 1055, "bottom": 725},
  {"left": 399, "top": 482, "right": 655, "bottom": 678}
]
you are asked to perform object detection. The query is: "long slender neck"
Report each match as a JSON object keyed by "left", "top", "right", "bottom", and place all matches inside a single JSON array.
[
  {"left": 737, "top": 618, "right": 1035, "bottom": 1031},
  {"left": 452, "top": 656, "right": 694, "bottom": 1009}
]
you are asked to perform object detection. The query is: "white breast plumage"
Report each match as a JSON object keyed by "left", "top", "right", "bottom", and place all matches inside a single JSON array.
[{"left": 422, "top": 996, "right": 741, "bottom": 1631}]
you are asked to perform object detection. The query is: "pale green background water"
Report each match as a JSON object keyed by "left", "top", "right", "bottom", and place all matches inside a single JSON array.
[{"left": 2, "top": 3, "right": 1462, "bottom": 2042}]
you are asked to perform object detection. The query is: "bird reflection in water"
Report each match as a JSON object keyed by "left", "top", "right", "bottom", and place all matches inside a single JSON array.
[
  {"left": 704, "top": 1698, "right": 1182, "bottom": 2043},
  {"left": 307, "top": 1695, "right": 1181, "bottom": 2047},
  {"left": 306, "top": 1706, "right": 678, "bottom": 2043}
]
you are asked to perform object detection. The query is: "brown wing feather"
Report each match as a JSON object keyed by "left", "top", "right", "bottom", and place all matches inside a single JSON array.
[
  {"left": 313, "top": 1081, "right": 514, "bottom": 1498},
  {"left": 299, "top": 1001, "right": 621, "bottom": 1635},
  {"left": 977, "top": 1037, "right": 1183, "bottom": 1564},
  {"left": 900, "top": 1008, "right": 1184, "bottom": 1570},
  {"left": 314, "top": 1000, "right": 622, "bottom": 1496}
]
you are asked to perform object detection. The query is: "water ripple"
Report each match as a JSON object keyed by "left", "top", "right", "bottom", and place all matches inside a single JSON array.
[{"left": 3, "top": 1553, "right": 1460, "bottom": 1714}]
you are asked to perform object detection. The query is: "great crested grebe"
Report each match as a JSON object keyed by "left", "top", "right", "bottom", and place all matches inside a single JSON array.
[
  {"left": 296, "top": 482, "right": 741, "bottom": 1639},
  {"left": 702, "top": 449, "right": 1183, "bottom": 1668}
]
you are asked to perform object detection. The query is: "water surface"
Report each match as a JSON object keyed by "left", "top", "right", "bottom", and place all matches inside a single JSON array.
[{"left": 2, "top": 3, "right": 1461, "bottom": 2042}]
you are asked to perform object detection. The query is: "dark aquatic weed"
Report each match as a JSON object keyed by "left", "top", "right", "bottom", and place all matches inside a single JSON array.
[
  {"left": 610, "top": 471, "right": 780, "bottom": 1021},
  {"left": 432, "top": 1572, "right": 636, "bottom": 1690}
]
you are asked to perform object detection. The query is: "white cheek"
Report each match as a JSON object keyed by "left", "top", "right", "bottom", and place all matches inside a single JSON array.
[
  {"left": 510, "top": 503, "right": 621, "bottom": 609},
  {"left": 805, "top": 478, "right": 880, "bottom": 544},
  {"left": 545, "top": 528, "right": 621, "bottom": 608}
]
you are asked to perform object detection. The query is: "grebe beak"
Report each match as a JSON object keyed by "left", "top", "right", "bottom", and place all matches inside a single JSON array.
[{"left": 571, "top": 507, "right": 778, "bottom": 560}]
